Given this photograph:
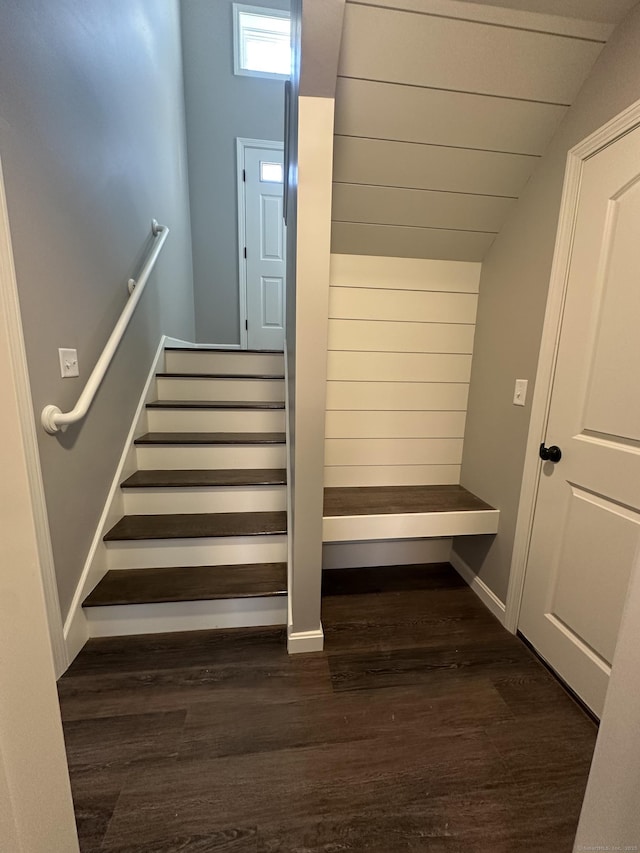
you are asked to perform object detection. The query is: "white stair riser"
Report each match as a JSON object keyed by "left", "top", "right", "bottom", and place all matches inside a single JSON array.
[
  {"left": 164, "top": 351, "right": 284, "bottom": 376},
  {"left": 135, "top": 443, "right": 286, "bottom": 470},
  {"left": 147, "top": 408, "right": 285, "bottom": 433},
  {"left": 85, "top": 595, "right": 287, "bottom": 637},
  {"left": 106, "top": 535, "right": 288, "bottom": 569},
  {"left": 123, "top": 485, "right": 286, "bottom": 514},
  {"left": 156, "top": 377, "right": 285, "bottom": 402}
]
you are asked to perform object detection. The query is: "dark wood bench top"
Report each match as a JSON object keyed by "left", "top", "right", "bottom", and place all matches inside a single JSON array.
[{"left": 323, "top": 485, "right": 494, "bottom": 517}]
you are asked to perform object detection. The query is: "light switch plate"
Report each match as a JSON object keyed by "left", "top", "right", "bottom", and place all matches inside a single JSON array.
[
  {"left": 59, "top": 348, "right": 79, "bottom": 378},
  {"left": 513, "top": 378, "right": 528, "bottom": 406}
]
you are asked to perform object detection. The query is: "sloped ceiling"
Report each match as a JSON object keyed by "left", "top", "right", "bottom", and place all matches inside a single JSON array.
[
  {"left": 331, "top": 0, "right": 635, "bottom": 260},
  {"left": 460, "top": 0, "right": 638, "bottom": 24}
]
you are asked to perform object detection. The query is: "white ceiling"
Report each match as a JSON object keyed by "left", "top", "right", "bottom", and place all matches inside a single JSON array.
[{"left": 331, "top": 0, "right": 634, "bottom": 261}]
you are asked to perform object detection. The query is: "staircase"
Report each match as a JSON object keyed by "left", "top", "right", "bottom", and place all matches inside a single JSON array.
[{"left": 82, "top": 347, "right": 289, "bottom": 637}]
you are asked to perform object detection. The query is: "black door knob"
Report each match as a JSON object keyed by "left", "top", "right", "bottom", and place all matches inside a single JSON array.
[{"left": 539, "top": 443, "right": 562, "bottom": 463}]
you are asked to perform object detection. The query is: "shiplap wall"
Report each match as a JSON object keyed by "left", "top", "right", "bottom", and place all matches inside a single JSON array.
[
  {"left": 331, "top": 0, "right": 609, "bottom": 261},
  {"left": 324, "top": 254, "right": 481, "bottom": 487}
]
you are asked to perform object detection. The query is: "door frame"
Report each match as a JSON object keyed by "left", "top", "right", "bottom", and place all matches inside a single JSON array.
[
  {"left": 506, "top": 95, "right": 640, "bottom": 634},
  {"left": 0, "top": 157, "right": 68, "bottom": 675},
  {"left": 236, "top": 137, "right": 285, "bottom": 351}
]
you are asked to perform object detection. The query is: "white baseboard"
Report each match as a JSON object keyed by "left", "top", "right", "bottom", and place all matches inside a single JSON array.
[
  {"left": 168, "top": 337, "right": 241, "bottom": 350},
  {"left": 192, "top": 343, "right": 242, "bottom": 350},
  {"left": 160, "top": 337, "right": 245, "bottom": 350},
  {"left": 287, "top": 625, "right": 324, "bottom": 654},
  {"left": 64, "top": 605, "right": 88, "bottom": 666},
  {"left": 62, "top": 334, "right": 173, "bottom": 665},
  {"left": 323, "top": 538, "right": 452, "bottom": 569},
  {"left": 449, "top": 549, "right": 506, "bottom": 624}
]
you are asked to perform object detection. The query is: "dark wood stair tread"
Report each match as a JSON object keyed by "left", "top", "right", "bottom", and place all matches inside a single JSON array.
[
  {"left": 104, "top": 511, "right": 287, "bottom": 541},
  {"left": 156, "top": 372, "right": 284, "bottom": 380},
  {"left": 323, "top": 484, "right": 495, "bottom": 517},
  {"left": 83, "top": 563, "right": 287, "bottom": 607},
  {"left": 164, "top": 347, "right": 283, "bottom": 354},
  {"left": 147, "top": 400, "right": 284, "bottom": 410},
  {"left": 134, "top": 432, "right": 285, "bottom": 445},
  {"left": 122, "top": 468, "right": 287, "bottom": 489}
]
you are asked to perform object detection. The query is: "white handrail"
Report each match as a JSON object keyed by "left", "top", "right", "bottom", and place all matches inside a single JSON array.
[{"left": 41, "top": 220, "right": 170, "bottom": 434}]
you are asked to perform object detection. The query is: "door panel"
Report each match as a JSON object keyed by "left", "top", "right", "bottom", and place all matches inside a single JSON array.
[
  {"left": 550, "top": 488, "right": 639, "bottom": 666},
  {"left": 261, "top": 196, "right": 284, "bottom": 260},
  {"left": 243, "top": 144, "right": 286, "bottom": 351},
  {"left": 583, "top": 180, "right": 640, "bottom": 440},
  {"left": 261, "top": 276, "right": 284, "bottom": 327},
  {"left": 519, "top": 124, "right": 640, "bottom": 717}
]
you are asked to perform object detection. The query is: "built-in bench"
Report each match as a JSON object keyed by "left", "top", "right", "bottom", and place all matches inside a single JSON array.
[{"left": 322, "top": 484, "right": 498, "bottom": 542}]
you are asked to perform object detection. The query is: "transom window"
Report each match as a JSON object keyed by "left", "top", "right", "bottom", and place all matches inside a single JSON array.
[
  {"left": 233, "top": 4, "right": 291, "bottom": 80},
  {"left": 260, "top": 161, "right": 284, "bottom": 182}
]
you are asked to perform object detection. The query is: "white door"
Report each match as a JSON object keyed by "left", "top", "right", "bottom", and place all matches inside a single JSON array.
[
  {"left": 519, "top": 124, "right": 640, "bottom": 718},
  {"left": 241, "top": 143, "right": 286, "bottom": 351}
]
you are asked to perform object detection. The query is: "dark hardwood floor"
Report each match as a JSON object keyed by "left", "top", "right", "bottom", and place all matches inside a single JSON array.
[{"left": 58, "top": 563, "right": 597, "bottom": 852}]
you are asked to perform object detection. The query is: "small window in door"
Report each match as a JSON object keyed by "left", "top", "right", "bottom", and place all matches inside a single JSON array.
[
  {"left": 260, "top": 161, "right": 284, "bottom": 183},
  {"left": 233, "top": 4, "right": 291, "bottom": 80}
]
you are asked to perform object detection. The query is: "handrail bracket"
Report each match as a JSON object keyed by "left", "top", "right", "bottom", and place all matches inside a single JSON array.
[{"left": 41, "top": 220, "right": 169, "bottom": 434}]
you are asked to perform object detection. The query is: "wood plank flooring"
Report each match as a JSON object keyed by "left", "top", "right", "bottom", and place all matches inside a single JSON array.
[
  {"left": 104, "top": 511, "right": 287, "bottom": 541},
  {"left": 83, "top": 563, "right": 287, "bottom": 607},
  {"left": 146, "top": 401, "right": 285, "bottom": 410},
  {"left": 323, "top": 484, "right": 494, "bottom": 516},
  {"left": 134, "top": 432, "right": 286, "bottom": 446},
  {"left": 58, "top": 563, "right": 597, "bottom": 852},
  {"left": 121, "top": 469, "right": 287, "bottom": 489},
  {"left": 155, "top": 372, "right": 285, "bottom": 380}
]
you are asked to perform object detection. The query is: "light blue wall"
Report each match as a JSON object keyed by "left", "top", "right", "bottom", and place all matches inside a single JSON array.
[
  {"left": 0, "top": 0, "right": 195, "bottom": 619},
  {"left": 181, "top": 0, "right": 290, "bottom": 344}
]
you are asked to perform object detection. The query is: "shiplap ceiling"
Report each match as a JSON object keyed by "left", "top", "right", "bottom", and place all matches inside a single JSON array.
[{"left": 331, "top": 0, "right": 636, "bottom": 260}]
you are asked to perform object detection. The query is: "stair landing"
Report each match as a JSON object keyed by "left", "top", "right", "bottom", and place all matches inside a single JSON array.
[{"left": 322, "top": 484, "right": 499, "bottom": 542}]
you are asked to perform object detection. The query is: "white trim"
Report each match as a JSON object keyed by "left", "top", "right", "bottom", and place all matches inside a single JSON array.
[
  {"left": 506, "top": 95, "right": 640, "bottom": 634},
  {"left": 186, "top": 344, "right": 242, "bottom": 350},
  {"left": 322, "top": 508, "right": 499, "bottom": 543},
  {"left": 164, "top": 337, "right": 241, "bottom": 351},
  {"left": 106, "top": 536, "right": 287, "bottom": 570},
  {"left": 85, "top": 596, "right": 287, "bottom": 638},
  {"left": 162, "top": 336, "right": 200, "bottom": 349},
  {"left": 236, "top": 137, "right": 285, "bottom": 351},
  {"left": 62, "top": 334, "right": 171, "bottom": 663},
  {"left": 283, "top": 338, "right": 293, "bottom": 630},
  {"left": 450, "top": 549, "right": 506, "bottom": 625},
  {"left": 287, "top": 625, "right": 324, "bottom": 654},
  {"left": 232, "top": 3, "right": 291, "bottom": 81},
  {"left": 0, "top": 158, "right": 68, "bottom": 676}
]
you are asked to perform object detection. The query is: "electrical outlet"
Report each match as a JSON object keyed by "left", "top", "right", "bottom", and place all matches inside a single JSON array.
[
  {"left": 513, "top": 378, "right": 528, "bottom": 406},
  {"left": 59, "top": 348, "right": 79, "bottom": 378}
]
